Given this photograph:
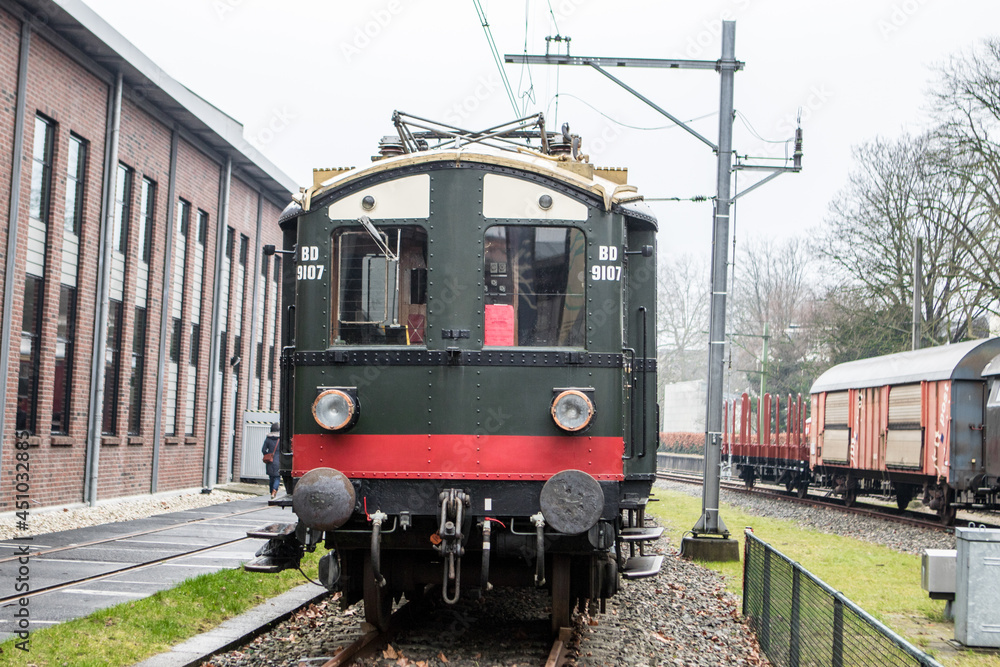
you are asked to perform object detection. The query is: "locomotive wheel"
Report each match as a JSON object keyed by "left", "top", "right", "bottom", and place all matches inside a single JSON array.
[
  {"left": 551, "top": 554, "right": 572, "bottom": 635},
  {"left": 363, "top": 558, "right": 392, "bottom": 631}
]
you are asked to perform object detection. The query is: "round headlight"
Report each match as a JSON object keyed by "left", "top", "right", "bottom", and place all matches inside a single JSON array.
[
  {"left": 313, "top": 389, "right": 357, "bottom": 431},
  {"left": 551, "top": 390, "right": 595, "bottom": 432}
]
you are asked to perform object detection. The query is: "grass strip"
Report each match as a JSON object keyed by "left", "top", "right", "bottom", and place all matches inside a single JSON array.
[
  {"left": 649, "top": 486, "right": 1000, "bottom": 667},
  {"left": 0, "top": 548, "right": 326, "bottom": 667}
]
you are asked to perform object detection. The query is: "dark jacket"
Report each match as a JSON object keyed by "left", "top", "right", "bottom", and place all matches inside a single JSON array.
[{"left": 261, "top": 434, "right": 280, "bottom": 477}]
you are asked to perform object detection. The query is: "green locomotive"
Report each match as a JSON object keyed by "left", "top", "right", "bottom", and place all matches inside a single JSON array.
[{"left": 247, "top": 113, "right": 661, "bottom": 633}]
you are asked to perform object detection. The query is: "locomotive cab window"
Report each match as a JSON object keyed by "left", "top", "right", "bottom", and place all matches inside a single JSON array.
[
  {"left": 332, "top": 225, "right": 427, "bottom": 345},
  {"left": 484, "top": 225, "right": 585, "bottom": 347}
]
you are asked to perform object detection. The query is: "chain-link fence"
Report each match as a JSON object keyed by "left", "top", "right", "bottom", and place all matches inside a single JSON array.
[{"left": 742, "top": 529, "right": 943, "bottom": 667}]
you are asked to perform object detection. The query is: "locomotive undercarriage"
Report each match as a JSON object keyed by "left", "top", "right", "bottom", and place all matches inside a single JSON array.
[
  {"left": 248, "top": 474, "right": 662, "bottom": 633},
  {"left": 327, "top": 516, "right": 620, "bottom": 630}
]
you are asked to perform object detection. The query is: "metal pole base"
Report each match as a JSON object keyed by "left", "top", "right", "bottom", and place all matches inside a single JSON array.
[{"left": 680, "top": 535, "right": 740, "bottom": 562}]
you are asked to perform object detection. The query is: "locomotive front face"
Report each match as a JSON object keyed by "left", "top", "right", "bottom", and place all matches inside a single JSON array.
[
  {"left": 275, "top": 146, "right": 659, "bottom": 622},
  {"left": 289, "top": 161, "right": 653, "bottom": 512}
]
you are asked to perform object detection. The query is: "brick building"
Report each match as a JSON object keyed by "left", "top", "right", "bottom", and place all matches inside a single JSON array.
[{"left": 0, "top": 0, "right": 295, "bottom": 510}]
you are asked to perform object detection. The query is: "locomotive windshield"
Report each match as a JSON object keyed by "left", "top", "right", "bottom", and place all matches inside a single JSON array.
[
  {"left": 332, "top": 226, "right": 427, "bottom": 345},
  {"left": 483, "top": 225, "right": 585, "bottom": 347}
]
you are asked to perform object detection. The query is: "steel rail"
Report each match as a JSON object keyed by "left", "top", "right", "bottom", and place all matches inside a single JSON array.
[
  {"left": 656, "top": 471, "right": 991, "bottom": 534},
  {"left": 320, "top": 597, "right": 422, "bottom": 666}
]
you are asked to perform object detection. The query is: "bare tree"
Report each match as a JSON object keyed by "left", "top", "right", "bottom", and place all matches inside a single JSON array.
[
  {"left": 728, "top": 236, "right": 818, "bottom": 401},
  {"left": 819, "top": 133, "right": 990, "bottom": 348},
  {"left": 656, "top": 251, "right": 709, "bottom": 387},
  {"left": 930, "top": 38, "right": 1000, "bottom": 301}
]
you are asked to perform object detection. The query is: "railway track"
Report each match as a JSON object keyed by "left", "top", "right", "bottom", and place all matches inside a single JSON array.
[
  {"left": 315, "top": 596, "right": 574, "bottom": 667},
  {"left": 657, "top": 469, "right": 1000, "bottom": 533},
  {"left": 0, "top": 506, "right": 270, "bottom": 606}
]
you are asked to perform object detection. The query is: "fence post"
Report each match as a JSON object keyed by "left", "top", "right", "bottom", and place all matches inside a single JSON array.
[
  {"left": 791, "top": 567, "right": 801, "bottom": 667},
  {"left": 833, "top": 597, "right": 844, "bottom": 667},
  {"left": 762, "top": 548, "right": 771, "bottom": 653},
  {"left": 742, "top": 528, "right": 751, "bottom": 617}
]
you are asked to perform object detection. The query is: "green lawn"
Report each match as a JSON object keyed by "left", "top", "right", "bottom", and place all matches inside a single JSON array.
[
  {"left": 0, "top": 548, "right": 327, "bottom": 667},
  {"left": 648, "top": 487, "right": 1000, "bottom": 667}
]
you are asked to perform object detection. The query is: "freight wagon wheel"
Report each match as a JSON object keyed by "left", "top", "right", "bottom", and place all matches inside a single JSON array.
[
  {"left": 938, "top": 505, "right": 956, "bottom": 525},
  {"left": 895, "top": 487, "right": 914, "bottom": 512},
  {"left": 551, "top": 554, "right": 572, "bottom": 635},
  {"left": 795, "top": 483, "right": 809, "bottom": 499},
  {"left": 785, "top": 480, "right": 796, "bottom": 494},
  {"left": 363, "top": 558, "right": 392, "bottom": 631},
  {"left": 934, "top": 486, "right": 956, "bottom": 525},
  {"left": 842, "top": 490, "right": 857, "bottom": 508}
]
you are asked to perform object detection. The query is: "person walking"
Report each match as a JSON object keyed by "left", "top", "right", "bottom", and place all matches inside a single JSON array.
[{"left": 262, "top": 423, "right": 281, "bottom": 499}]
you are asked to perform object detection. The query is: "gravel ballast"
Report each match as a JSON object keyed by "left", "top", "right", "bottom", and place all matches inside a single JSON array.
[
  {"left": 203, "top": 481, "right": 957, "bottom": 665},
  {"left": 658, "top": 479, "right": 956, "bottom": 555},
  {"left": 204, "top": 527, "right": 770, "bottom": 666}
]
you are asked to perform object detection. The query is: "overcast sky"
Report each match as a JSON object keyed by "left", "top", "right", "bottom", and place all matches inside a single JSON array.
[{"left": 83, "top": 0, "right": 1000, "bottom": 259}]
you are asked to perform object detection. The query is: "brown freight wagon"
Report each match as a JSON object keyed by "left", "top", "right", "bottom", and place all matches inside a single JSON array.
[{"left": 810, "top": 338, "right": 1000, "bottom": 522}]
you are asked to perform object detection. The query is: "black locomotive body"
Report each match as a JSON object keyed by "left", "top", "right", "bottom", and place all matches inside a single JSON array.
[{"left": 246, "top": 116, "right": 662, "bottom": 632}]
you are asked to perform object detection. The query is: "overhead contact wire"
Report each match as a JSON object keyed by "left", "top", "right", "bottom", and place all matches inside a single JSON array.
[{"left": 473, "top": 0, "right": 520, "bottom": 117}]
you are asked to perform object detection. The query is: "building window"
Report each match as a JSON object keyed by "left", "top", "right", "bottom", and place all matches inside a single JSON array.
[
  {"left": 166, "top": 317, "right": 182, "bottom": 437},
  {"left": 17, "top": 277, "right": 43, "bottom": 433},
  {"left": 185, "top": 210, "right": 208, "bottom": 437},
  {"left": 29, "top": 115, "right": 54, "bottom": 226},
  {"left": 113, "top": 164, "right": 132, "bottom": 253},
  {"left": 102, "top": 300, "right": 124, "bottom": 434},
  {"left": 128, "top": 307, "right": 147, "bottom": 435},
  {"left": 129, "top": 178, "right": 155, "bottom": 435},
  {"left": 219, "top": 227, "right": 234, "bottom": 373},
  {"left": 138, "top": 178, "right": 155, "bottom": 264},
  {"left": 52, "top": 286, "right": 77, "bottom": 434},
  {"left": 167, "top": 200, "right": 190, "bottom": 436},
  {"left": 64, "top": 134, "right": 86, "bottom": 235},
  {"left": 18, "top": 116, "right": 54, "bottom": 434},
  {"left": 53, "top": 134, "right": 86, "bottom": 435}
]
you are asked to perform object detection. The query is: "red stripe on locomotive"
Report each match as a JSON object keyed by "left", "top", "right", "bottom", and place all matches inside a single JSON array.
[{"left": 292, "top": 433, "right": 625, "bottom": 480}]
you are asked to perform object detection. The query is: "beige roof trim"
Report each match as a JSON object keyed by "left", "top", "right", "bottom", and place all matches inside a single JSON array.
[{"left": 295, "top": 148, "right": 637, "bottom": 212}]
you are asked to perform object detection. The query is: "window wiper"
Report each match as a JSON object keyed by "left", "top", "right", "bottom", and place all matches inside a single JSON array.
[{"left": 357, "top": 215, "right": 398, "bottom": 261}]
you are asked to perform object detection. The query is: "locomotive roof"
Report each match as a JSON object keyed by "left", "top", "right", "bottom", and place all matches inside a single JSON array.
[
  {"left": 293, "top": 146, "right": 649, "bottom": 216},
  {"left": 810, "top": 337, "right": 1000, "bottom": 394}
]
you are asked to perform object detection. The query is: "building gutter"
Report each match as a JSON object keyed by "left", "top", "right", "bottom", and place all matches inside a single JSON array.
[
  {"left": 0, "top": 20, "right": 31, "bottom": 467},
  {"left": 204, "top": 157, "right": 231, "bottom": 489},
  {"left": 84, "top": 70, "right": 122, "bottom": 506},
  {"left": 150, "top": 128, "right": 179, "bottom": 494}
]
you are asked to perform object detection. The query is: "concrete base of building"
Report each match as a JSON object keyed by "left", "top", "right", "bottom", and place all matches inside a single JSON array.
[{"left": 680, "top": 536, "right": 740, "bottom": 562}]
